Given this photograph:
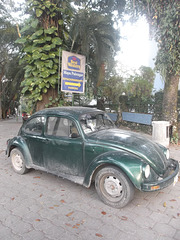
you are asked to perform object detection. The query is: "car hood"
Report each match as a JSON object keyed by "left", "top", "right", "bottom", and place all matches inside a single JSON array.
[{"left": 88, "top": 128, "right": 167, "bottom": 175}]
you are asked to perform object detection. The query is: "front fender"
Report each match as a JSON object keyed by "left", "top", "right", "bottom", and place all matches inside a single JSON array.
[
  {"left": 83, "top": 150, "right": 145, "bottom": 190},
  {"left": 7, "top": 136, "right": 32, "bottom": 168}
]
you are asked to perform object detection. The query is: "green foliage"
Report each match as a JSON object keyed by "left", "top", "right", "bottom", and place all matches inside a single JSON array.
[
  {"left": 124, "top": 66, "right": 155, "bottom": 113},
  {"left": 170, "top": 132, "right": 179, "bottom": 144},
  {"left": 150, "top": 1, "right": 180, "bottom": 78},
  {"left": 0, "top": 6, "right": 24, "bottom": 118},
  {"left": 97, "top": 75, "right": 124, "bottom": 111},
  {"left": 73, "top": 0, "right": 126, "bottom": 16},
  {"left": 18, "top": 0, "right": 72, "bottom": 108},
  {"left": 70, "top": 9, "right": 120, "bottom": 98}
]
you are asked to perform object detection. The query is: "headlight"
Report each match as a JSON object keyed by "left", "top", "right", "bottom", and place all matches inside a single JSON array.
[
  {"left": 144, "top": 164, "right": 150, "bottom": 179},
  {"left": 165, "top": 149, "right": 170, "bottom": 159}
]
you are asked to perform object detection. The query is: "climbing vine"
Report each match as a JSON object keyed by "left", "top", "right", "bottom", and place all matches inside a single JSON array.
[{"left": 17, "top": 0, "right": 72, "bottom": 109}]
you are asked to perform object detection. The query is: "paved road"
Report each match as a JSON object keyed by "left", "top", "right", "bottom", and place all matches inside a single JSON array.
[{"left": 0, "top": 120, "right": 180, "bottom": 240}]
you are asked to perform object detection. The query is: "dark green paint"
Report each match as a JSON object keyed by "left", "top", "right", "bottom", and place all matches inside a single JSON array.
[{"left": 7, "top": 107, "right": 179, "bottom": 192}]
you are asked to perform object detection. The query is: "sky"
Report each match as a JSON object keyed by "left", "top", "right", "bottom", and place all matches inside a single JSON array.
[{"left": 115, "top": 17, "right": 164, "bottom": 92}]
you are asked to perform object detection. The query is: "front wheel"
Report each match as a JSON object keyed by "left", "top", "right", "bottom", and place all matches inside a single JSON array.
[
  {"left": 95, "top": 167, "right": 134, "bottom": 208},
  {"left": 10, "top": 148, "right": 29, "bottom": 175}
]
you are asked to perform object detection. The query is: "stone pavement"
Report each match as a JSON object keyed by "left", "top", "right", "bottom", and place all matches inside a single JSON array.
[{"left": 0, "top": 119, "right": 180, "bottom": 240}]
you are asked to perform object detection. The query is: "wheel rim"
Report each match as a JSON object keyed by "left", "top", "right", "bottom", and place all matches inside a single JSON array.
[
  {"left": 12, "top": 153, "right": 23, "bottom": 171},
  {"left": 104, "top": 176, "right": 122, "bottom": 197}
]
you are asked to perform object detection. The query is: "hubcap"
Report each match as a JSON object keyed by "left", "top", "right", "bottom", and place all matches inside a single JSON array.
[
  {"left": 104, "top": 176, "right": 122, "bottom": 197},
  {"left": 12, "top": 153, "right": 23, "bottom": 170}
]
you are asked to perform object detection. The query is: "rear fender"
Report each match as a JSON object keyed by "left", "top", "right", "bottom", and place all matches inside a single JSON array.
[
  {"left": 7, "top": 136, "right": 33, "bottom": 168},
  {"left": 83, "top": 150, "right": 144, "bottom": 190}
]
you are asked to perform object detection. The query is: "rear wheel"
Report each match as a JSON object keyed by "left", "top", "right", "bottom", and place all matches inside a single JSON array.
[
  {"left": 10, "top": 148, "right": 29, "bottom": 174},
  {"left": 95, "top": 167, "right": 134, "bottom": 208}
]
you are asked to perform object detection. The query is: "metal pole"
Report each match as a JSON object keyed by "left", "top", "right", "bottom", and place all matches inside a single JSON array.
[
  {"left": 72, "top": 93, "right": 74, "bottom": 106},
  {"left": 58, "top": 47, "right": 61, "bottom": 95}
]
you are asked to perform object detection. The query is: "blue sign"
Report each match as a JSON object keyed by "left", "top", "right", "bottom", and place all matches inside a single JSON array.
[
  {"left": 61, "top": 51, "right": 86, "bottom": 93},
  {"left": 67, "top": 56, "right": 81, "bottom": 70}
]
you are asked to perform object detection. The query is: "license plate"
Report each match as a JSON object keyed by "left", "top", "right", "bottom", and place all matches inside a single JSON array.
[{"left": 173, "top": 174, "right": 178, "bottom": 186}]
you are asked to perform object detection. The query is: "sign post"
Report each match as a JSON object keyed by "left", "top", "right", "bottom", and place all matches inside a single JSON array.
[{"left": 61, "top": 51, "right": 86, "bottom": 94}]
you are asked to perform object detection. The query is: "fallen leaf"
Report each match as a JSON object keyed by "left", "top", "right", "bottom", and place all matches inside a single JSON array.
[
  {"left": 95, "top": 233, "right": 103, "bottom": 237},
  {"left": 170, "top": 199, "right": 176, "bottom": 202},
  {"left": 11, "top": 197, "right": 15, "bottom": 201},
  {"left": 33, "top": 176, "right": 41, "bottom": 178},
  {"left": 101, "top": 211, "right": 106, "bottom": 215},
  {"left": 39, "top": 194, "right": 43, "bottom": 197},
  {"left": 163, "top": 202, "right": 167, "bottom": 207},
  {"left": 49, "top": 207, "right": 54, "bottom": 209},
  {"left": 35, "top": 219, "right": 41, "bottom": 222},
  {"left": 177, "top": 213, "right": 180, "bottom": 217},
  {"left": 121, "top": 216, "right": 128, "bottom": 221},
  {"left": 66, "top": 211, "right": 74, "bottom": 217},
  {"left": 73, "top": 225, "right": 78, "bottom": 229},
  {"left": 65, "top": 223, "right": 71, "bottom": 227},
  {"left": 54, "top": 205, "right": 59, "bottom": 207},
  {"left": 60, "top": 200, "right": 65, "bottom": 203}
]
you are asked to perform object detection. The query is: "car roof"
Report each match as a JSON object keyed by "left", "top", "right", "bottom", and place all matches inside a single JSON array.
[{"left": 33, "top": 107, "right": 103, "bottom": 120}]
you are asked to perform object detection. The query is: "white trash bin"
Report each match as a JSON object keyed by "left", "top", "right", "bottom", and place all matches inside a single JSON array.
[{"left": 152, "top": 121, "right": 170, "bottom": 148}]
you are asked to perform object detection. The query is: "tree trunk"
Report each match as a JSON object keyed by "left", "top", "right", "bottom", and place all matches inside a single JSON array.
[
  {"left": 162, "top": 74, "right": 179, "bottom": 142},
  {"left": 36, "top": 87, "right": 58, "bottom": 111},
  {"left": 0, "top": 81, "right": 2, "bottom": 119}
]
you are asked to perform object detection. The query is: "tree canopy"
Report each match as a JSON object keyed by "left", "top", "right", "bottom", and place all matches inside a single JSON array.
[{"left": 0, "top": 0, "right": 23, "bottom": 119}]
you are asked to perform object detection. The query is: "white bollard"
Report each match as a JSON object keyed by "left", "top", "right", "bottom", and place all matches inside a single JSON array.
[{"left": 152, "top": 121, "right": 170, "bottom": 148}]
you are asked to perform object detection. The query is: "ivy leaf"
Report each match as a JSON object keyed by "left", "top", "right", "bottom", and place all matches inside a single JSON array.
[
  {"left": 44, "top": 0, "right": 52, "bottom": 9},
  {"left": 32, "top": 52, "right": 42, "bottom": 60},
  {"left": 44, "top": 27, "right": 57, "bottom": 35},
  {"left": 32, "top": 29, "right": 44, "bottom": 38},
  {"left": 22, "top": 86, "right": 29, "bottom": 94},
  {"left": 38, "top": 95, "right": 43, "bottom": 101},
  {"left": 43, "top": 45, "right": 52, "bottom": 51},
  {"left": 36, "top": 9, "right": 43, "bottom": 17},
  {"left": 58, "top": 19, "right": 63, "bottom": 25},
  {"left": 43, "top": 88, "right": 47, "bottom": 93},
  {"left": 33, "top": 36, "right": 51, "bottom": 44},
  {"left": 41, "top": 53, "right": 49, "bottom": 60},
  {"left": 44, "top": 60, "right": 53, "bottom": 68},
  {"left": 35, "top": 60, "right": 45, "bottom": 69},
  {"left": 49, "top": 53, "right": 55, "bottom": 58},
  {"left": 52, "top": 37, "right": 62, "bottom": 45},
  {"left": 15, "top": 38, "right": 26, "bottom": 44},
  {"left": 40, "top": 70, "right": 51, "bottom": 78}
]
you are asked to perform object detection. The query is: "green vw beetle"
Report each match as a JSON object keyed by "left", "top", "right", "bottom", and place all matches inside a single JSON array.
[{"left": 6, "top": 107, "right": 179, "bottom": 208}]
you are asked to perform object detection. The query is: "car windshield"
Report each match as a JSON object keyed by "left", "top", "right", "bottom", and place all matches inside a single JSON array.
[{"left": 80, "top": 112, "right": 115, "bottom": 134}]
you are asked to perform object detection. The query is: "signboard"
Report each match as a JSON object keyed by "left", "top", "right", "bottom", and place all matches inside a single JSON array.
[{"left": 61, "top": 50, "right": 86, "bottom": 93}]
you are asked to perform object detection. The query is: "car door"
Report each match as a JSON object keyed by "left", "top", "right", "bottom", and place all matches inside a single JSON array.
[
  {"left": 22, "top": 116, "right": 45, "bottom": 167},
  {"left": 43, "top": 116, "right": 84, "bottom": 176}
]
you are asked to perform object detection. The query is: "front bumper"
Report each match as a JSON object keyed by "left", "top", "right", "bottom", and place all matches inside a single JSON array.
[{"left": 141, "top": 159, "right": 179, "bottom": 191}]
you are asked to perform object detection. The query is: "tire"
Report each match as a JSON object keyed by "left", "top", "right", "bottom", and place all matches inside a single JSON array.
[
  {"left": 10, "top": 148, "right": 29, "bottom": 175},
  {"left": 95, "top": 167, "right": 134, "bottom": 208}
]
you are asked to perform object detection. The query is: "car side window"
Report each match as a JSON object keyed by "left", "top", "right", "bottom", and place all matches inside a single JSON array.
[
  {"left": 46, "top": 117, "right": 79, "bottom": 138},
  {"left": 24, "top": 117, "right": 45, "bottom": 135}
]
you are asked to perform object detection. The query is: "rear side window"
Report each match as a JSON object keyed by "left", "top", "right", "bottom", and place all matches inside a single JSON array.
[{"left": 24, "top": 117, "right": 45, "bottom": 135}]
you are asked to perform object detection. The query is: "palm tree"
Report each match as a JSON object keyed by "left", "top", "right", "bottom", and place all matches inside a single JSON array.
[{"left": 69, "top": 9, "right": 120, "bottom": 107}]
